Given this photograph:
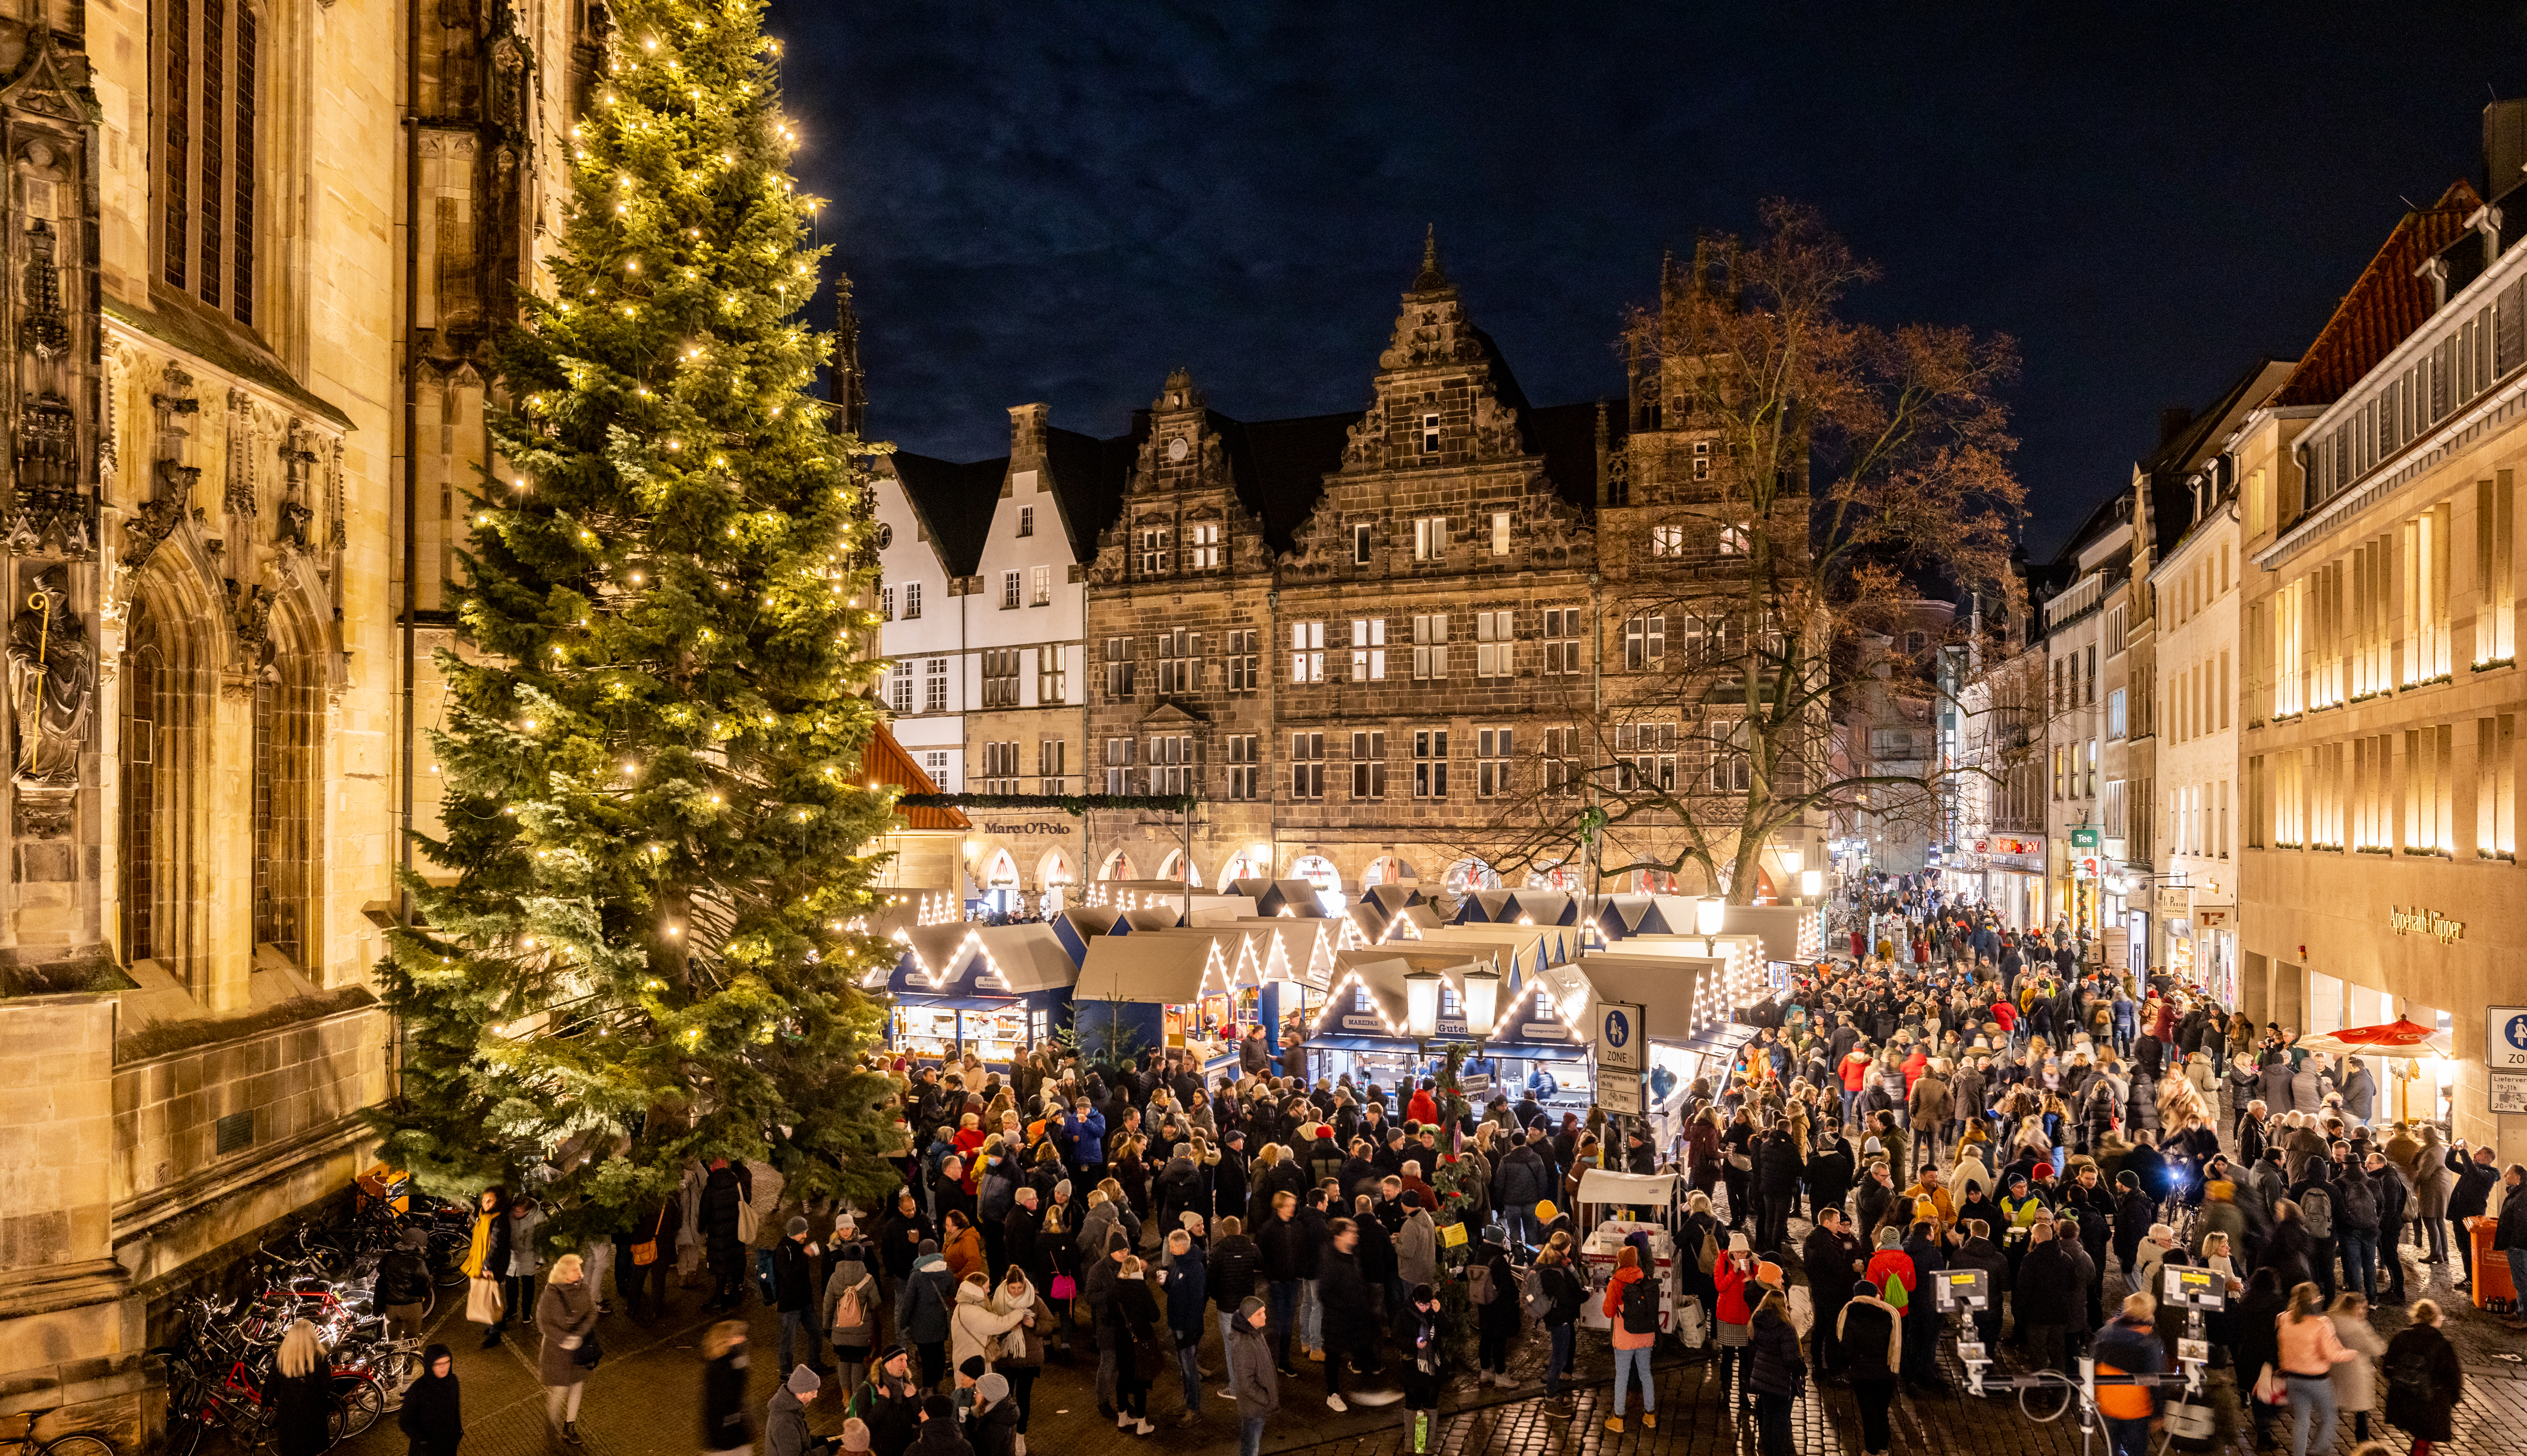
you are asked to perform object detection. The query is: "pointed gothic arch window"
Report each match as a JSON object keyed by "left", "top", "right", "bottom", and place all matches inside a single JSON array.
[
  {"left": 160, "top": 0, "right": 261, "bottom": 325},
  {"left": 251, "top": 630, "right": 322, "bottom": 966},
  {"left": 120, "top": 595, "right": 164, "bottom": 965}
]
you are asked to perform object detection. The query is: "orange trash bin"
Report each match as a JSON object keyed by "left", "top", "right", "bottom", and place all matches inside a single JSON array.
[{"left": 2468, "top": 1216, "right": 2515, "bottom": 1309}]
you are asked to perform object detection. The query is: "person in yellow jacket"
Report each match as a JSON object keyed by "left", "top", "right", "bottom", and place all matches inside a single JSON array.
[
  {"left": 459, "top": 1186, "right": 514, "bottom": 1348},
  {"left": 1898, "top": 1167, "right": 1957, "bottom": 1241}
]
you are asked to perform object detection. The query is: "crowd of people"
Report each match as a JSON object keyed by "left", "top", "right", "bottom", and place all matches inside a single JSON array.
[{"left": 411, "top": 875, "right": 2525, "bottom": 1456}]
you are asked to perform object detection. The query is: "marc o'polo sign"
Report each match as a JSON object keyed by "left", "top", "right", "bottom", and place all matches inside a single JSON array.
[{"left": 2389, "top": 906, "right": 2465, "bottom": 944}]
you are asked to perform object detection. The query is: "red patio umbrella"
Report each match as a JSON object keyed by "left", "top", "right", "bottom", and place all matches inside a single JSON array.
[{"left": 2295, "top": 1017, "right": 2446, "bottom": 1055}]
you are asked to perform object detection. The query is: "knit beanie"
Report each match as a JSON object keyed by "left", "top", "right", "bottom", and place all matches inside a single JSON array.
[{"left": 787, "top": 1364, "right": 821, "bottom": 1396}]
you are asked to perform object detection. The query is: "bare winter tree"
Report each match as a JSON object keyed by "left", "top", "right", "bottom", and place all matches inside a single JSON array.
[{"left": 1463, "top": 202, "right": 2030, "bottom": 903}]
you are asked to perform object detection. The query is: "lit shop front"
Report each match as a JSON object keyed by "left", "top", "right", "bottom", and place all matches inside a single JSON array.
[
  {"left": 1975, "top": 836, "right": 2046, "bottom": 931},
  {"left": 881, "top": 922, "right": 1081, "bottom": 1066},
  {"left": 1300, "top": 952, "right": 1592, "bottom": 1101}
]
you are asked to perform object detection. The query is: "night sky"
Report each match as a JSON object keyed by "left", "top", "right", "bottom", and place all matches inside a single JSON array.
[{"left": 770, "top": 2, "right": 2527, "bottom": 557}]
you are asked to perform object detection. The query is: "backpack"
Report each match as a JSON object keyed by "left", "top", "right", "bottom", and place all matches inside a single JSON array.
[
  {"left": 1882, "top": 1272, "right": 1908, "bottom": 1312},
  {"left": 1519, "top": 1266, "right": 1549, "bottom": 1323},
  {"left": 1619, "top": 1274, "right": 1660, "bottom": 1335},
  {"left": 2301, "top": 1186, "right": 2333, "bottom": 1240},
  {"left": 2384, "top": 1346, "right": 2436, "bottom": 1402},
  {"left": 831, "top": 1277, "right": 870, "bottom": 1337},
  {"left": 1697, "top": 1230, "right": 1720, "bottom": 1275},
  {"left": 1468, "top": 1263, "right": 1496, "bottom": 1306},
  {"left": 2339, "top": 1177, "right": 2376, "bottom": 1228}
]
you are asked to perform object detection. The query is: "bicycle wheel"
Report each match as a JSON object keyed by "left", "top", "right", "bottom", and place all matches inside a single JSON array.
[
  {"left": 162, "top": 1416, "right": 207, "bottom": 1456},
  {"left": 372, "top": 1347, "right": 421, "bottom": 1395},
  {"left": 330, "top": 1378, "right": 384, "bottom": 1439},
  {"left": 40, "top": 1432, "right": 120, "bottom": 1456}
]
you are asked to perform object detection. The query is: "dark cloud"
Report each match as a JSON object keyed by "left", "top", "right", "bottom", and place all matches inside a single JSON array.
[{"left": 772, "top": 1, "right": 2524, "bottom": 554}]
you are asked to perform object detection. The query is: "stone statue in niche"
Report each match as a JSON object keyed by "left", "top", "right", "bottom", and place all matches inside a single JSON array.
[{"left": 7, "top": 563, "right": 90, "bottom": 786}]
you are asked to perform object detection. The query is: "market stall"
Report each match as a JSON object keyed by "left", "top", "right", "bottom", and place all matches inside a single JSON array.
[
  {"left": 1574, "top": 948, "right": 1764, "bottom": 1143},
  {"left": 1589, "top": 892, "right": 1710, "bottom": 941},
  {"left": 1721, "top": 903, "right": 1823, "bottom": 965},
  {"left": 1072, "top": 928, "right": 1247, "bottom": 1064},
  {"left": 883, "top": 923, "right": 1080, "bottom": 1066},
  {"left": 1573, "top": 1170, "right": 1684, "bottom": 1334}
]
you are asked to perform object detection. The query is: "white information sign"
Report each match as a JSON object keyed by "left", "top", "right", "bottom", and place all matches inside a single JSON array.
[
  {"left": 2489, "top": 1007, "right": 2527, "bottom": 1071},
  {"left": 1598, "top": 1074, "right": 1644, "bottom": 1116},
  {"left": 1597, "top": 1001, "right": 1646, "bottom": 1074}
]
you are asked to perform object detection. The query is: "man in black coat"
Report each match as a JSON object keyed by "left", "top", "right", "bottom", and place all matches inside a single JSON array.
[
  {"left": 1207, "top": 1216, "right": 1265, "bottom": 1347},
  {"left": 1751, "top": 1125, "right": 1806, "bottom": 1255},
  {"left": 2013, "top": 1221, "right": 2079, "bottom": 1372},
  {"left": 2366, "top": 1151, "right": 2409, "bottom": 1304},
  {"left": 701, "top": 1160, "right": 752, "bottom": 1310},
  {"left": 1316, "top": 1219, "right": 1386, "bottom": 1410},
  {"left": 1899, "top": 1222, "right": 1949, "bottom": 1390},
  {"left": 1215, "top": 1131, "right": 1252, "bottom": 1227},
  {"left": 1807, "top": 1133, "right": 1857, "bottom": 1226},
  {"left": 1002, "top": 1188, "right": 1044, "bottom": 1292},
  {"left": 1801, "top": 1206, "right": 1865, "bottom": 1382},
  {"left": 2448, "top": 1140, "right": 2500, "bottom": 1290}
]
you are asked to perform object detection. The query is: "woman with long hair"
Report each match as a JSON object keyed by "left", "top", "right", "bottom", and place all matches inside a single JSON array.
[
  {"left": 2328, "top": 1292, "right": 2386, "bottom": 1444},
  {"left": 535, "top": 1253, "right": 599, "bottom": 1444},
  {"left": 2276, "top": 1281, "right": 2356, "bottom": 1456},
  {"left": 269, "top": 1320, "right": 335, "bottom": 1456}
]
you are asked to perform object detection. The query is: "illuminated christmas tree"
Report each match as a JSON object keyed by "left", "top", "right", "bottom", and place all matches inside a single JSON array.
[{"left": 370, "top": 0, "right": 903, "bottom": 1232}]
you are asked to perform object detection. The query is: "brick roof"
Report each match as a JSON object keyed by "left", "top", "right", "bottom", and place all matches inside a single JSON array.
[
  {"left": 2271, "top": 178, "right": 2484, "bottom": 408},
  {"left": 864, "top": 723, "right": 969, "bottom": 830}
]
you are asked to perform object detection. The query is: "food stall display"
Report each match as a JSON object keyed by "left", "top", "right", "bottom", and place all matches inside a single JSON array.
[
  {"left": 1574, "top": 1170, "right": 1684, "bottom": 1332},
  {"left": 884, "top": 922, "right": 1080, "bottom": 1066},
  {"left": 1072, "top": 928, "right": 1252, "bottom": 1065},
  {"left": 1574, "top": 948, "right": 1766, "bottom": 1142},
  {"left": 1304, "top": 947, "right": 1595, "bottom": 1100}
]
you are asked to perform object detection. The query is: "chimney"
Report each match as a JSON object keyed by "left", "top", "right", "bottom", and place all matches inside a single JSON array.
[
  {"left": 2157, "top": 406, "right": 2194, "bottom": 449},
  {"left": 2487, "top": 97, "right": 2527, "bottom": 203},
  {"left": 1007, "top": 403, "right": 1050, "bottom": 466}
]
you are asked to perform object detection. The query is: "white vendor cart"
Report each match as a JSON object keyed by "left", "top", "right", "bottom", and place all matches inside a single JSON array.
[{"left": 1573, "top": 1170, "right": 1684, "bottom": 1335}]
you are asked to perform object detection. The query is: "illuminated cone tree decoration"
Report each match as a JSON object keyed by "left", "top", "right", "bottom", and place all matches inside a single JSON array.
[{"left": 370, "top": 0, "right": 905, "bottom": 1231}]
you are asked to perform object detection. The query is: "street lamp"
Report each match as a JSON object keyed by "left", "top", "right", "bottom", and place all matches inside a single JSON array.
[
  {"left": 1696, "top": 895, "right": 1726, "bottom": 937},
  {"left": 1404, "top": 969, "right": 1441, "bottom": 1041},
  {"left": 1461, "top": 966, "right": 1501, "bottom": 1036},
  {"left": 1800, "top": 869, "right": 1825, "bottom": 900}
]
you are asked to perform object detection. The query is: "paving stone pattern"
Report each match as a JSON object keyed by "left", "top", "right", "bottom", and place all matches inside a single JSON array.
[{"left": 330, "top": 1233, "right": 2526, "bottom": 1456}]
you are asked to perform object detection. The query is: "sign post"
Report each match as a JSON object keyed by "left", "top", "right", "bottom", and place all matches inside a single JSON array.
[
  {"left": 1596, "top": 1001, "right": 1647, "bottom": 1121},
  {"left": 2488, "top": 1007, "right": 2527, "bottom": 1071},
  {"left": 1596, "top": 1003, "right": 1645, "bottom": 1073}
]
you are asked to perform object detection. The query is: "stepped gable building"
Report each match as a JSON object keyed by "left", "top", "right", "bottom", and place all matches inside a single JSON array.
[
  {"left": 1077, "top": 235, "right": 1622, "bottom": 898},
  {"left": 875, "top": 237, "right": 1829, "bottom": 908}
]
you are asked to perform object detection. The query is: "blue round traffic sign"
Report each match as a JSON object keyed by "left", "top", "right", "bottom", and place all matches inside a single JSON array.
[
  {"left": 2506, "top": 1013, "right": 2527, "bottom": 1052},
  {"left": 1605, "top": 1010, "right": 1631, "bottom": 1048}
]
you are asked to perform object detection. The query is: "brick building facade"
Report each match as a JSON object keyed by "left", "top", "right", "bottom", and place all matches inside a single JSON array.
[{"left": 878, "top": 240, "right": 1820, "bottom": 902}]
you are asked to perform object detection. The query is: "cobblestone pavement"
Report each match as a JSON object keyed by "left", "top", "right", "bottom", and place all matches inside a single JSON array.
[{"left": 324, "top": 1232, "right": 2525, "bottom": 1456}]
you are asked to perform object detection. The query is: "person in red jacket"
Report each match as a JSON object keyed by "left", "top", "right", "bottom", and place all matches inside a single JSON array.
[
  {"left": 1601, "top": 1246, "right": 1660, "bottom": 1433},
  {"left": 1405, "top": 1080, "right": 1438, "bottom": 1128},
  {"left": 1714, "top": 1232, "right": 1757, "bottom": 1410},
  {"left": 1863, "top": 1225, "right": 1915, "bottom": 1309}
]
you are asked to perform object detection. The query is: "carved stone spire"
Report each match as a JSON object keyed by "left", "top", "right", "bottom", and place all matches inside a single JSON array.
[
  {"left": 1410, "top": 225, "right": 1448, "bottom": 294},
  {"left": 832, "top": 270, "right": 867, "bottom": 437}
]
